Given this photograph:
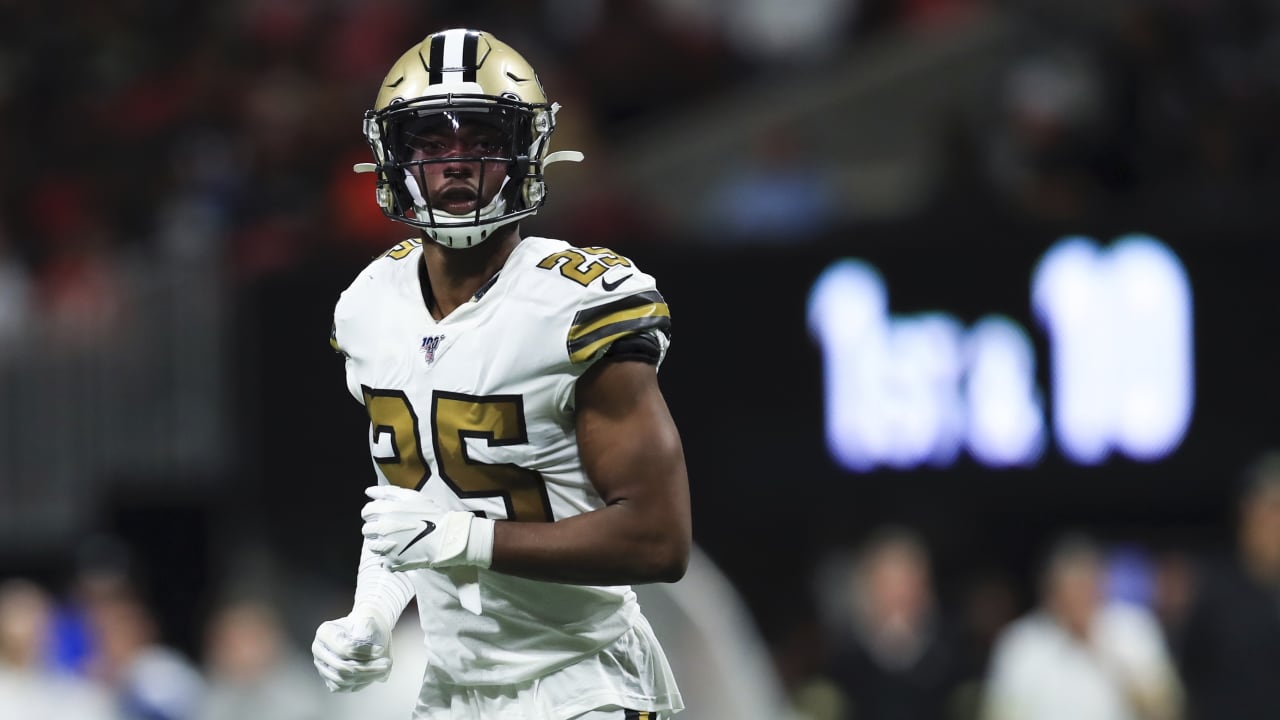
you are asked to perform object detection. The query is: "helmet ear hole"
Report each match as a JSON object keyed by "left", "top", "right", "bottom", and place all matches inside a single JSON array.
[{"left": 523, "top": 180, "right": 545, "bottom": 207}]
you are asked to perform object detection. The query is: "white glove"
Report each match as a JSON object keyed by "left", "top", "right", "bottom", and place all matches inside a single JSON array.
[
  {"left": 361, "top": 485, "right": 495, "bottom": 572},
  {"left": 311, "top": 611, "right": 394, "bottom": 693}
]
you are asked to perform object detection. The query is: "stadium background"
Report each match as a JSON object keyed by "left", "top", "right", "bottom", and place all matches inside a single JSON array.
[{"left": 1, "top": 0, "right": 1278, "bottom": 718}]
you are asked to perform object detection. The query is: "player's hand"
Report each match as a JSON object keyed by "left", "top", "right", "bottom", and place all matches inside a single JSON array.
[
  {"left": 361, "top": 485, "right": 494, "bottom": 572},
  {"left": 311, "top": 612, "right": 393, "bottom": 693}
]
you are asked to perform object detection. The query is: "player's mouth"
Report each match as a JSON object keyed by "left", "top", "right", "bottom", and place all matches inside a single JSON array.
[{"left": 436, "top": 186, "right": 480, "bottom": 214}]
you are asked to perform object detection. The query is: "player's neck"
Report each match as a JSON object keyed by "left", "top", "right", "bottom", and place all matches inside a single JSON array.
[{"left": 419, "top": 228, "right": 521, "bottom": 320}]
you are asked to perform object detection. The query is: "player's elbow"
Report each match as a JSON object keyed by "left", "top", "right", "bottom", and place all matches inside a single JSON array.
[
  {"left": 640, "top": 526, "right": 690, "bottom": 583},
  {"left": 659, "top": 547, "right": 690, "bottom": 583}
]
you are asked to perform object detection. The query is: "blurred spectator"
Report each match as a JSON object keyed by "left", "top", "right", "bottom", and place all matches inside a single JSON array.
[
  {"left": 0, "top": 578, "right": 118, "bottom": 719},
  {"left": 979, "top": 45, "right": 1114, "bottom": 222},
  {"left": 723, "top": 0, "right": 858, "bottom": 67},
  {"left": 564, "top": 0, "right": 738, "bottom": 127},
  {"left": 704, "top": 124, "right": 839, "bottom": 244},
  {"left": 1147, "top": 549, "right": 1195, "bottom": 645},
  {"left": 37, "top": 233, "right": 130, "bottom": 349},
  {"left": 949, "top": 569, "right": 1021, "bottom": 720},
  {"left": 899, "top": 0, "right": 981, "bottom": 32},
  {"left": 197, "top": 597, "right": 326, "bottom": 720},
  {"left": 1105, "top": 545, "right": 1157, "bottom": 607},
  {"left": 817, "top": 526, "right": 966, "bottom": 720},
  {"left": 0, "top": 224, "right": 33, "bottom": 355},
  {"left": 81, "top": 573, "right": 205, "bottom": 720},
  {"left": 23, "top": 175, "right": 130, "bottom": 349},
  {"left": 980, "top": 533, "right": 1183, "bottom": 720},
  {"left": 1175, "top": 451, "right": 1280, "bottom": 720},
  {"left": 769, "top": 603, "right": 840, "bottom": 720}
]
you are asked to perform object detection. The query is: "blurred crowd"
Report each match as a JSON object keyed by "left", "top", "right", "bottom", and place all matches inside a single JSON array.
[
  {"left": 3, "top": 450, "right": 1279, "bottom": 719},
  {"left": 1, "top": 0, "right": 1277, "bottom": 347},
  {"left": 929, "top": 0, "right": 1280, "bottom": 229},
  {"left": 762, "top": 450, "right": 1280, "bottom": 720},
  {"left": 0, "top": 0, "right": 898, "bottom": 352},
  {"left": 0, "top": 0, "right": 890, "bottom": 294},
  {"left": 0, "top": 559, "right": 421, "bottom": 720}
]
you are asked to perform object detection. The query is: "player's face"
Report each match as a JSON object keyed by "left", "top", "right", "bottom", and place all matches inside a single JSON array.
[{"left": 403, "top": 112, "right": 511, "bottom": 216}]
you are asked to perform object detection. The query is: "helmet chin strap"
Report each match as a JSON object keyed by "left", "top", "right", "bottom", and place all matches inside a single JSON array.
[
  {"left": 402, "top": 172, "right": 511, "bottom": 224},
  {"left": 403, "top": 172, "right": 516, "bottom": 249}
]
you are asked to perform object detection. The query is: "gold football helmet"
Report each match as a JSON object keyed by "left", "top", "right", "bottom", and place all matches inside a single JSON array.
[{"left": 355, "top": 29, "right": 582, "bottom": 248}]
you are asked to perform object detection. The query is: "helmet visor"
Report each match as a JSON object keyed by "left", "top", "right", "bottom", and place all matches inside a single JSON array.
[
  {"left": 385, "top": 108, "right": 519, "bottom": 222},
  {"left": 390, "top": 108, "right": 517, "bottom": 164}
]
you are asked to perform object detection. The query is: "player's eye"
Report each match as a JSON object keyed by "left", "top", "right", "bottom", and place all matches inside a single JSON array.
[
  {"left": 407, "top": 136, "right": 450, "bottom": 157},
  {"left": 473, "top": 138, "right": 504, "bottom": 155}
]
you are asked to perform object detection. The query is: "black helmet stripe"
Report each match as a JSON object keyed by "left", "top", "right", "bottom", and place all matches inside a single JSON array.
[
  {"left": 427, "top": 33, "right": 444, "bottom": 85},
  {"left": 462, "top": 31, "right": 479, "bottom": 82},
  {"left": 427, "top": 30, "right": 481, "bottom": 85}
]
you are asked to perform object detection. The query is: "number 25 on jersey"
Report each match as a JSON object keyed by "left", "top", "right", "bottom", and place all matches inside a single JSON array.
[{"left": 362, "top": 386, "right": 554, "bottom": 522}]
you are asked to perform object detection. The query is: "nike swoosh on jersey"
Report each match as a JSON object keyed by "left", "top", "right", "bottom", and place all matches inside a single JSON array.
[
  {"left": 568, "top": 290, "right": 671, "bottom": 363},
  {"left": 600, "top": 273, "right": 633, "bottom": 292},
  {"left": 400, "top": 519, "right": 437, "bottom": 554}
]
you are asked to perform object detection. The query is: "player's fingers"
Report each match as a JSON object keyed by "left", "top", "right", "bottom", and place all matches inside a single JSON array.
[
  {"left": 382, "top": 555, "right": 413, "bottom": 572},
  {"left": 363, "top": 485, "right": 394, "bottom": 501},
  {"left": 339, "top": 679, "right": 375, "bottom": 693},
  {"left": 369, "top": 538, "right": 398, "bottom": 555},
  {"left": 361, "top": 519, "right": 397, "bottom": 538},
  {"left": 365, "top": 485, "right": 418, "bottom": 502},
  {"left": 311, "top": 639, "right": 349, "bottom": 671},
  {"left": 316, "top": 662, "right": 377, "bottom": 694},
  {"left": 339, "top": 661, "right": 391, "bottom": 682},
  {"left": 313, "top": 637, "right": 381, "bottom": 673},
  {"left": 313, "top": 649, "right": 390, "bottom": 686},
  {"left": 362, "top": 493, "right": 443, "bottom": 519},
  {"left": 360, "top": 500, "right": 406, "bottom": 521},
  {"left": 313, "top": 655, "right": 349, "bottom": 686}
]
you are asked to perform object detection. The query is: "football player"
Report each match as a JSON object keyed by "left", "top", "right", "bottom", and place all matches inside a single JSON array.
[{"left": 311, "top": 28, "right": 690, "bottom": 720}]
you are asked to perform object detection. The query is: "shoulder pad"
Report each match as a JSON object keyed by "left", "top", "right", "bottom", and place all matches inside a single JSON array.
[
  {"left": 523, "top": 243, "right": 671, "bottom": 364},
  {"left": 568, "top": 288, "right": 670, "bottom": 364},
  {"left": 333, "top": 238, "right": 423, "bottom": 356}
]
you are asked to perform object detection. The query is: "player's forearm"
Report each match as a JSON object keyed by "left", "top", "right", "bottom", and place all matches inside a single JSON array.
[
  {"left": 354, "top": 537, "right": 416, "bottom": 625},
  {"left": 489, "top": 495, "right": 691, "bottom": 585}
]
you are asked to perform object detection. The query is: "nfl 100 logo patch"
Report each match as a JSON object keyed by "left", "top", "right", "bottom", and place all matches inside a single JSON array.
[{"left": 420, "top": 334, "right": 445, "bottom": 364}]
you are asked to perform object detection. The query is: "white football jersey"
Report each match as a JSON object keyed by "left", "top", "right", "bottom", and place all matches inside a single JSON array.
[{"left": 331, "top": 235, "right": 672, "bottom": 686}]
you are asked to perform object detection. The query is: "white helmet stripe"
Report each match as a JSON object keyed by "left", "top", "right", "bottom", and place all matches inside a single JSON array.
[{"left": 441, "top": 29, "right": 469, "bottom": 84}]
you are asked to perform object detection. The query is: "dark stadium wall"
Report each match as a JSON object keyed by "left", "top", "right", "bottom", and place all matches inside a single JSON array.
[{"left": 233, "top": 217, "right": 1279, "bottom": 640}]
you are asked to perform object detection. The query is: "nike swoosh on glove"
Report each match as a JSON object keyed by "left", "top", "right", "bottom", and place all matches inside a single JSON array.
[{"left": 361, "top": 485, "right": 495, "bottom": 572}]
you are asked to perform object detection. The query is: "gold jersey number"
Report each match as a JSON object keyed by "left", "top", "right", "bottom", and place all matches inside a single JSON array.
[
  {"left": 362, "top": 387, "right": 553, "bottom": 522},
  {"left": 536, "top": 246, "right": 632, "bottom": 286}
]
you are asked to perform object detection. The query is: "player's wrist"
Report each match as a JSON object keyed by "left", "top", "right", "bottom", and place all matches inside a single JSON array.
[
  {"left": 464, "top": 516, "right": 495, "bottom": 568},
  {"left": 350, "top": 599, "right": 397, "bottom": 635}
]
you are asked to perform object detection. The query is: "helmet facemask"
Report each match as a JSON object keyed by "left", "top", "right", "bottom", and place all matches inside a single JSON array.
[{"left": 365, "top": 97, "right": 553, "bottom": 248}]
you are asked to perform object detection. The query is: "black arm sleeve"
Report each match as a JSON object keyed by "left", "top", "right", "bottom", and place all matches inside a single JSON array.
[{"left": 600, "top": 331, "right": 662, "bottom": 365}]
